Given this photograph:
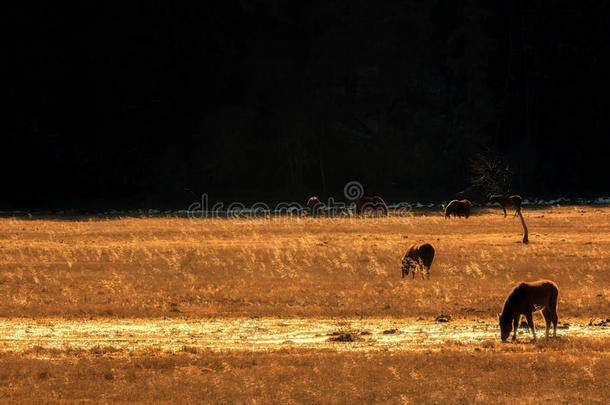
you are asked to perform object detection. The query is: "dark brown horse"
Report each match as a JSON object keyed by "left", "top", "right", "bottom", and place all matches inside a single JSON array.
[
  {"left": 306, "top": 196, "right": 323, "bottom": 217},
  {"left": 444, "top": 199, "right": 471, "bottom": 218},
  {"left": 355, "top": 196, "right": 388, "bottom": 216},
  {"left": 401, "top": 242, "right": 435, "bottom": 279},
  {"left": 499, "top": 280, "right": 559, "bottom": 342},
  {"left": 489, "top": 195, "right": 522, "bottom": 217}
]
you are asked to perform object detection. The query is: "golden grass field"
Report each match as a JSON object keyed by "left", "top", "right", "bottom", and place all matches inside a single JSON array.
[
  {"left": 1, "top": 206, "right": 608, "bottom": 319},
  {"left": 0, "top": 205, "right": 608, "bottom": 403},
  {"left": 1, "top": 339, "right": 609, "bottom": 404}
]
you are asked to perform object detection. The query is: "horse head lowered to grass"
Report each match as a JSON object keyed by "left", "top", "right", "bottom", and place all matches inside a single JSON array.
[{"left": 499, "top": 280, "right": 559, "bottom": 342}]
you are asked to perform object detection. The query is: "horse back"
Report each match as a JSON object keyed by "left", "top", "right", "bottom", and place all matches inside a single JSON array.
[
  {"left": 490, "top": 194, "right": 520, "bottom": 207},
  {"left": 510, "top": 280, "right": 558, "bottom": 312},
  {"left": 307, "top": 196, "right": 321, "bottom": 208},
  {"left": 356, "top": 195, "right": 388, "bottom": 214},
  {"left": 445, "top": 199, "right": 470, "bottom": 217},
  {"left": 406, "top": 242, "right": 435, "bottom": 267},
  {"left": 508, "top": 195, "right": 522, "bottom": 207}
]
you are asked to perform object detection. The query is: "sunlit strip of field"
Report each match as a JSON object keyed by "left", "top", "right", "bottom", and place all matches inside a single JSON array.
[
  {"left": 0, "top": 206, "right": 608, "bottom": 319},
  {"left": 0, "top": 318, "right": 606, "bottom": 353}
]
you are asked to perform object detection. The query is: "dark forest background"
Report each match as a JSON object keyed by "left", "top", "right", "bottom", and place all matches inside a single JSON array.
[{"left": 6, "top": 1, "right": 610, "bottom": 210}]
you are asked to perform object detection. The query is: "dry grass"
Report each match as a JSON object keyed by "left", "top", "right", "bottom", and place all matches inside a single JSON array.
[
  {"left": 0, "top": 206, "right": 608, "bottom": 319},
  {"left": 0, "top": 338, "right": 608, "bottom": 404},
  {"left": 0, "top": 206, "right": 608, "bottom": 403}
]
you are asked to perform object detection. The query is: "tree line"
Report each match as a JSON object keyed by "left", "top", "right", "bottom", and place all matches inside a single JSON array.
[{"left": 6, "top": 1, "right": 609, "bottom": 209}]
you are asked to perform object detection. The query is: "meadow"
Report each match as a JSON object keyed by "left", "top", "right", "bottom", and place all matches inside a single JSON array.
[
  {"left": 0, "top": 205, "right": 608, "bottom": 403},
  {"left": 0, "top": 206, "right": 608, "bottom": 320},
  {"left": 1, "top": 339, "right": 609, "bottom": 404}
]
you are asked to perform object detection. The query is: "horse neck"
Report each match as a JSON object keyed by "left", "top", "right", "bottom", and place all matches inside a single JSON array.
[{"left": 500, "top": 296, "right": 515, "bottom": 318}]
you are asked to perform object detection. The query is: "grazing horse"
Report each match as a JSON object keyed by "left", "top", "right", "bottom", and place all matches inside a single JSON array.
[
  {"left": 307, "top": 196, "right": 323, "bottom": 217},
  {"left": 401, "top": 242, "right": 435, "bottom": 279},
  {"left": 355, "top": 196, "right": 388, "bottom": 216},
  {"left": 489, "top": 195, "right": 522, "bottom": 217},
  {"left": 444, "top": 199, "right": 471, "bottom": 218},
  {"left": 499, "top": 280, "right": 559, "bottom": 342}
]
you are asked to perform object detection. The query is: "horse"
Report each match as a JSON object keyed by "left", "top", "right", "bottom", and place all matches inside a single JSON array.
[
  {"left": 498, "top": 280, "right": 559, "bottom": 342},
  {"left": 401, "top": 242, "right": 435, "bottom": 279},
  {"left": 444, "top": 199, "right": 471, "bottom": 218},
  {"left": 489, "top": 195, "right": 522, "bottom": 217},
  {"left": 355, "top": 196, "right": 388, "bottom": 216},
  {"left": 306, "top": 196, "right": 323, "bottom": 217}
]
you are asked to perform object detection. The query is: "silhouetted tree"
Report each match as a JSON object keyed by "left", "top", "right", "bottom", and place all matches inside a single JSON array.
[{"left": 469, "top": 150, "right": 515, "bottom": 197}]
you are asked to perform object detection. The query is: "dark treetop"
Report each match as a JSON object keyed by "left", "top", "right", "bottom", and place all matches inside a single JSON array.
[{"left": 7, "top": 1, "right": 609, "bottom": 210}]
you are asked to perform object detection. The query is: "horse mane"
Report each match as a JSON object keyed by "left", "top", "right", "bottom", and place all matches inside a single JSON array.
[{"left": 500, "top": 283, "right": 522, "bottom": 319}]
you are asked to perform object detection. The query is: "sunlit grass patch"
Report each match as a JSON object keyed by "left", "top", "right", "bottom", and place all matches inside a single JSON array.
[{"left": 0, "top": 206, "right": 608, "bottom": 319}]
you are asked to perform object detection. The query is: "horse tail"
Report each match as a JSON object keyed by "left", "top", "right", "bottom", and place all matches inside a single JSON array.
[{"left": 548, "top": 285, "right": 559, "bottom": 322}]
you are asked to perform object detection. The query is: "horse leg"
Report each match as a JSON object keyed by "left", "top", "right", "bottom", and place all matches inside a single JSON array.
[
  {"left": 549, "top": 292, "right": 559, "bottom": 337},
  {"left": 402, "top": 260, "right": 411, "bottom": 279},
  {"left": 425, "top": 266, "right": 430, "bottom": 280},
  {"left": 502, "top": 206, "right": 507, "bottom": 217},
  {"left": 542, "top": 308, "right": 551, "bottom": 339},
  {"left": 551, "top": 307, "right": 558, "bottom": 338},
  {"left": 512, "top": 316, "right": 519, "bottom": 341},
  {"left": 525, "top": 312, "right": 536, "bottom": 341}
]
